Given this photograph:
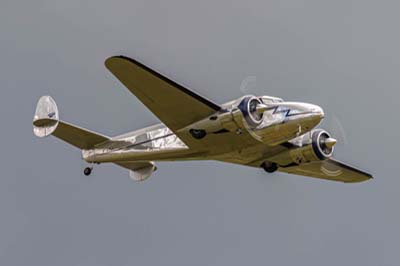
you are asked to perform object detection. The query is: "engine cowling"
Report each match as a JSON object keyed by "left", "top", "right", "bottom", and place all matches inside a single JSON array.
[
  {"left": 268, "top": 129, "right": 336, "bottom": 166},
  {"left": 129, "top": 162, "right": 157, "bottom": 182},
  {"left": 289, "top": 129, "right": 335, "bottom": 164},
  {"left": 310, "top": 129, "right": 335, "bottom": 160},
  {"left": 238, "top": 96, "right": 264, "bottom": 128}
]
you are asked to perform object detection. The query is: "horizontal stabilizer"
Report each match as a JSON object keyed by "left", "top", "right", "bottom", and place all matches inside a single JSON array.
[{"left": 33, "top": 96, "right": 109, "bottom": 149}]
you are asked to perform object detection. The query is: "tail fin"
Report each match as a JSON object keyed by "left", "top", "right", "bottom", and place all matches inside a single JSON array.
[{"left": 33, "top": 96, "right": 109, "bottom": 149}]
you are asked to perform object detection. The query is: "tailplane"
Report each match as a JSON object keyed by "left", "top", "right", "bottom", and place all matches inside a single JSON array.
[{"left": 33, "top": 96, "right": 109, "bottom": 149}]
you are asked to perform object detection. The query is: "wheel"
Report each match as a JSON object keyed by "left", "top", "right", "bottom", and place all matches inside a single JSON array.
[
  {"left": 261, "top": 162, "right": 278, "bottom": 173},
  {"left": 84, "top": 167, "right": 92, "bottom": 176},
  {"left": 189, "top": 129, "right": 207, "bottom": 139}
]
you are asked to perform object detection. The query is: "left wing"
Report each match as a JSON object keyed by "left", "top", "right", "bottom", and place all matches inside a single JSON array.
[
  {"left": 278, "top": 159, "right": 373, "bottom": 183},
  {"left": 105, "top": 56, "right": 220, "bottom": 131}
]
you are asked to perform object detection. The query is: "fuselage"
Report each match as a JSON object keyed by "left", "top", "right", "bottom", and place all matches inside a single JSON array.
[{"left": 82, "top": 95, "right": 324, "bottom": 165}]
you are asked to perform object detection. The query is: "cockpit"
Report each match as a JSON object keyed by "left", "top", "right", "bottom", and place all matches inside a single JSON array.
[{"left": 260, "top": 96, "right": 284, "bottom": 104}]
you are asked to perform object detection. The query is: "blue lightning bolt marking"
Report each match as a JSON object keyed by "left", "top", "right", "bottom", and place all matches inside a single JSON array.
[
  {"left": 270, "top": 106, "right": 291, "bottom": 117},
  {"left": 267, "top": 106, "right": 312, "bottom": 118}
]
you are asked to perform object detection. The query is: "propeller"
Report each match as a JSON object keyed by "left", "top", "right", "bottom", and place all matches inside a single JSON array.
[
  {"left": 320, "top": 112, "right": 348, "bottom": 148},
  {"left": 239, "top": 75, "right": 270, "bottom": 114},
  {"left": 318, "top": 112, "right": 347, "bottom": 171},
  {"left": 239, "top": 75, "right": 259, "bottom": 95}
]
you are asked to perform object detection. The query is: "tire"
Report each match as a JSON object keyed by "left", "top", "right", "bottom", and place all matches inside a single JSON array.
[
  {"left": 84, "top": 167, "right": 92, "bottom": 176},
  {"left": 189, "top": 129, "right": 207, "bottom": 139},
  {"left": 261, "top": 162, "right": 278, "bottom": 173}
]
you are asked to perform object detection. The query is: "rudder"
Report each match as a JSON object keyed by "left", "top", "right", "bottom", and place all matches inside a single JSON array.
[{"left": 33, "top": 95, "right": 59, "bottom": 137}]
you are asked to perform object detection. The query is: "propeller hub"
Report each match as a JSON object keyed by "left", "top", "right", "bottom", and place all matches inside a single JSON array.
[{"left": 324, "top": 137, "right": 337, "bottom": 149}]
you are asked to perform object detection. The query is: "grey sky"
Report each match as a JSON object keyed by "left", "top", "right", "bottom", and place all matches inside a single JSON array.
[{"left": 1, "top": 0, "right": 399, "bottom": 265}]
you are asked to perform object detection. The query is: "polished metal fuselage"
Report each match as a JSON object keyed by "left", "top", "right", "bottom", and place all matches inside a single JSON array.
[{"left": 83, "top": 96, "right": 325, "bottom": 167}]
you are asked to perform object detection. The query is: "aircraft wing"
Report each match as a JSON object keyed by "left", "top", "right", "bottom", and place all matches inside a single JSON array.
[
  {"left": 105, "top": 56, "right": 220, "bottom": 132},
  {"left": 278, "top": 158, "right": 373, "bottom": 183}
]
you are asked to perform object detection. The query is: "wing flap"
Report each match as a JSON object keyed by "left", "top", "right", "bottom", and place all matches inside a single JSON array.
[
  {"left": 279, "top": 159, "right": 373, "bottom": 183},
  {"left": 105, "top": 56, "right": 220, "bottom": 131}
]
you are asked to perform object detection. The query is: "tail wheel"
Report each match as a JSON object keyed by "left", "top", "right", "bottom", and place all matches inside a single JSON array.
[{"left": 84, "top": 167, "right": 92, "bottom": 176}]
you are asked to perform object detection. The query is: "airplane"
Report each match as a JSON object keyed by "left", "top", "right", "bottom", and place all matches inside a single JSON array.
[{"left": 32, "top": 55, "right": 373, "bottom": 183}]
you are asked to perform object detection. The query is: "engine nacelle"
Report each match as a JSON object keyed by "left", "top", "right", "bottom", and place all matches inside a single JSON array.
[
  {"left": 269, "top": 129, "right": 336, "bottom": 166},
  {"left": 237, "top": 96, "right": 264, "bottom": 128},
  {"left": 129, "top": 162, "right": 157, "bottom": 182},
  {"left": 183, "top": 95, "right": 266, "bottom": 138},
  {"left": 310, "top": 129, "right": 335, "bottom": 160}
]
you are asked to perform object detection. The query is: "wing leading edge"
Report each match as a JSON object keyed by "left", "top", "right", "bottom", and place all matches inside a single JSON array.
[
  {"left": 278, "top": 158, "right": 373, "bottom": 183},
  {"left": 105, "top": 56, "right": 220, "bottom": 131}
]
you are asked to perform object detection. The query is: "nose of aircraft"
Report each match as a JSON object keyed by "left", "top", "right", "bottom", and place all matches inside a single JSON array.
[
  {"left": 294, "top": 102, "right": 324, "bottom": 119},
  {"left": 298, "top": 103, "right": 325, "bottom": 132},
  {"left": 291, "top": 103, "right": 325, "bottom": 128},
  {"left": 311, "top": 104, "right": 325, "bottom": 119}
]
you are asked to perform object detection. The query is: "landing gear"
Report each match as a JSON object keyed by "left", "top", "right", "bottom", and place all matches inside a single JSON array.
[
  {"left": 261, "top": 161, "right": 278, "bottom": 173},
  {"left": 83, "top": 167, "right": 92, "bottom": 176},
  {"left": 189, "top": 129, "right": 207, "bottom": 139}
]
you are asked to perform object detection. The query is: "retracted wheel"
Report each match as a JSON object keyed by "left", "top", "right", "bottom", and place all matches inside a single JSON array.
[
  {"left": 189, "top": 129, "right": 207, "bottom": 139},
  {"left": 84, "top": 167, "right": 92, "bottom": 176},
  {"left": 261, "top": 162, "right": 278, "bottom": 173}
]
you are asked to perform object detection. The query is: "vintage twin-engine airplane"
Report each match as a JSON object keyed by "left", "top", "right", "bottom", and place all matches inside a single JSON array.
[{"left": 33, "top": 55, "right": 372, "bottom": 183}]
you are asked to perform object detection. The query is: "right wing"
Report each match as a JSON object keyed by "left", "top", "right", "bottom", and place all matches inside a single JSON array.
[
  {"left": 105, "top": 56, "right": 220, "bottom": 131},
  {"left": 278, "top": 158, "right": 373, "bottom": 183}
]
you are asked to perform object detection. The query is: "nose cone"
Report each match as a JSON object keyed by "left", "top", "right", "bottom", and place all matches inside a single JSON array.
[
  {"left": 292, "top": 103, "right": 325, "bottom": 131},
  {"left": 307, "top": 105, "right": 325, "bottom": 128},
  {"left": 311, "top": 104, "right": 325, "bottom": 119}
]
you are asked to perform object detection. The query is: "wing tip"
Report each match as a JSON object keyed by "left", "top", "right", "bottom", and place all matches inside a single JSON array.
[
  {"left": 343, "top": 174, "right": 373, "bottom": 183},
  {"left": 104, "top": 55, "right": 128, "bottom": 68},
  {"left": 106, "top": 55, "right": 161, "bottom": 69},
  {"left": 330, "top": 159, "right": 374, "bottom": 183}
]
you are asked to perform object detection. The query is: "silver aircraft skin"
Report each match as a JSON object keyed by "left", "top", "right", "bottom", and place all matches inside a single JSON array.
[{"left": 33, "top": 55, "right": 372, "bottom": 183}]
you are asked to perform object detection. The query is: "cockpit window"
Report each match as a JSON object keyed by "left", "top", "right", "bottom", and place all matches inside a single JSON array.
[
  {"left": 260, "top": 96, "right": 283, "bottom": 104},
  {"left": 287, "top": 108, "right": 302, "bottom": 115}
]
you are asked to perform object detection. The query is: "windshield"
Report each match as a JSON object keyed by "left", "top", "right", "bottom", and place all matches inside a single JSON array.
[{"left": 260, "top": 96, "right": 283, "bottom": 104}]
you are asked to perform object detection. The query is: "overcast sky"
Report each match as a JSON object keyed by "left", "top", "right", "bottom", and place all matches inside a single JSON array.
[{"left": 1, "top": 0, "right": 399, "bottom": 265}]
